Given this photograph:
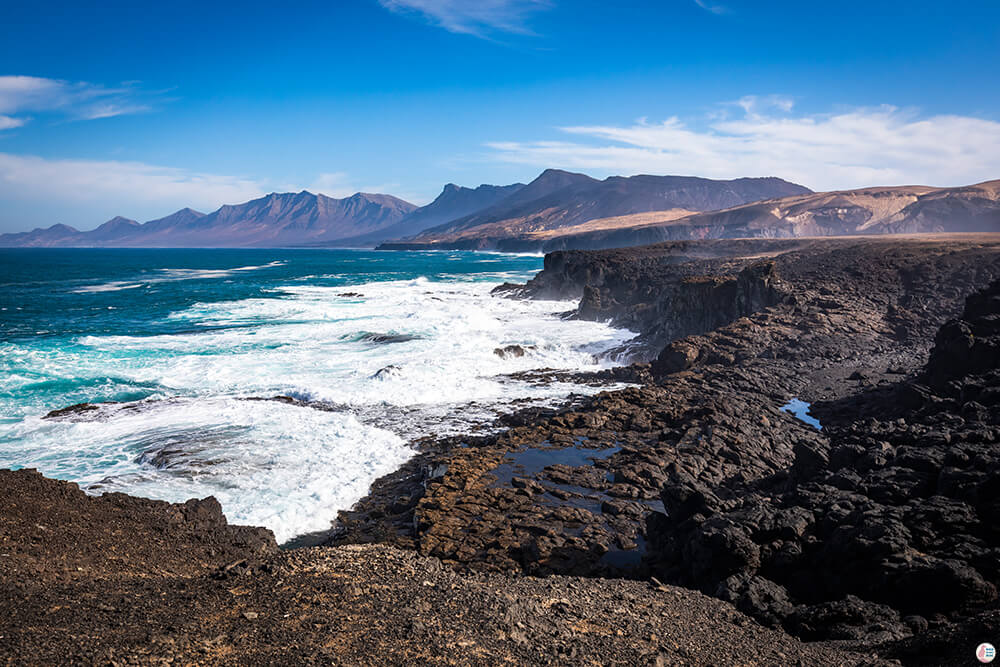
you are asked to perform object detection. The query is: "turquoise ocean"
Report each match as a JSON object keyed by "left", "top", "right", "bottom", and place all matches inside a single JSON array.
[{"left": 0, "top": 249, "right": 631, "bottom": 542}]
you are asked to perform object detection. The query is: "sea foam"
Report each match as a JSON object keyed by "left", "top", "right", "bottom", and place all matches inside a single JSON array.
[{"left": 1, "top": 266, "right": 634, "bottom": 543}]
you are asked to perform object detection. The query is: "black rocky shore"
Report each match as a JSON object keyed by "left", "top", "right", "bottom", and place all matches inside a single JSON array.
[{"left": 3, "top": 234, "right": 1000, "bottom": 665}]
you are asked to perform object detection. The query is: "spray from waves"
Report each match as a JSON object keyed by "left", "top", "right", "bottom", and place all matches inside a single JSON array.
[
  {"left": 73, "top": 260, "right": 287, "bottom": 293},
  {"left": 3, "top": 272, "right": 636, "bottom": 543},
  {"left": 72, "top": 282, "right": 147, "bottom": 294},
  {"left": 0, "top": 397, "right": 411, "bottom": 543},
  {"left": 77, "top": 277, "right": 635, "bottom": 413}
]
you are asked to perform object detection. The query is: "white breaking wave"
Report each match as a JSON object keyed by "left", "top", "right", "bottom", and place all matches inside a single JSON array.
[
  {"left": 1, "top": 276, "right": 635, "bottom": 543},
  {"left": 72, "top": 261, "right": 287, "bottom": 293},
  {"left": 0, "top": 397, "right": 411, "bottom": 542},
  {"left": 73, "top": 281, "right": 147, "bottom": 294}
]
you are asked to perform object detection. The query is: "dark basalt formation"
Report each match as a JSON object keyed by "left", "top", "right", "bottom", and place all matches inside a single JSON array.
[
  {"left": 330, "top": 235, "right": 1000, "bottom": 662},
  {"left": 645, "top": 278, "right": 1000, "bottom": 647},
  {"left": 0, "top": 468, "right": 277, "bottom": 580}
]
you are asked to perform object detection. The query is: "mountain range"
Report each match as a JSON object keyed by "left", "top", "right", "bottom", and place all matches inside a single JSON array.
[
  {"left": 2, "top": 170, "right": 997, "bottom": 250},
  {"left": 491, "top": 179, "right": 1000, "bottom": 253},
  {"left": 377, "top": 170, "right": 811, "bottom": 250},
  {"left": 0, "top": 192, "right": 417, "bottom": 248}
]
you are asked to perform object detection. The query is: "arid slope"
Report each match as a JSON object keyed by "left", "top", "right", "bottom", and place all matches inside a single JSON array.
[{"left": 381, "top": 180, "right": 1000, "bottom": 251}]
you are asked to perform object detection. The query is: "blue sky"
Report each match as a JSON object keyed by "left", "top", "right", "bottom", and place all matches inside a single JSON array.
[{"left": 1, "top": 0, "right": 999, "bottom": 232}]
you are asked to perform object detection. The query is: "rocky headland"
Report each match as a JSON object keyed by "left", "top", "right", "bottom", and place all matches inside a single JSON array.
[{"left": 4, "top": 234, "right": 1000, "bottom": 664}]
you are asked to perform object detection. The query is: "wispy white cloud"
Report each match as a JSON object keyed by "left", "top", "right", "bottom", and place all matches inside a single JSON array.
[
  {"left": 377, "top": 0, "right": 551, "bottom": 37},
  {"left": 735, "top": 94, "right": 794, "bottom": 115},
  {"left": 0, "top": 153, "right": 271, "bottom": 217},
  {"left": 694, "top": 0, "right": 729, "bottom": 15},
  {"left": 487, "top": 103, "right": 1000, "bottom": 190},
  {"left": 306, "top": 172, "right": 358, "bottom": 198},
  {"left": 0, "top": 115, "right": 26, "bottom": 130},
  {"left": 0, "top": 152, "right": 414, "bottom": 230},
  {"left": 0, "top": 75, "right": 157, "bottom": 130}
]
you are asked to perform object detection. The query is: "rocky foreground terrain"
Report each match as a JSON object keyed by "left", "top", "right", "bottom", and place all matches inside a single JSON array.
[
  {"left": 3, "top": 234, "right": 1000, "bottom": 665},
  {"left": 334, "top": 234, "right": 1000, "bottom": 663},
  {"left": 0, "top": 471, "right": 879, "bottom": 665}
]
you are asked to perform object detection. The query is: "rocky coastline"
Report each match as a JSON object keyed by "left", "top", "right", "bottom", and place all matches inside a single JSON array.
[{"left": 4, "top": 234, "right": 1000, "bottom": 664}]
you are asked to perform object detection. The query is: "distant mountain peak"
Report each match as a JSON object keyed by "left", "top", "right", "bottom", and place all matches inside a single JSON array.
[
  {"left": 99, "top": 216, "right": 140, "bottom": 227},
  {"left": 46, "top": 223, "right": 79, "bottom": 233},
  {"left": 538, "top": 167, "right": 587, "bottom": 178},
  {"left": 521, "top": 168, "right": 598, "bottom": 194},
  {"left": 0, "top": 189, "right": 416, "bottom": 247}
]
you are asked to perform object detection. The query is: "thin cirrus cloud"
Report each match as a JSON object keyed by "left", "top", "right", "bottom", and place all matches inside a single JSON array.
[
  {"left": 377, "top": 0, "right": 551, "bottom": 37},
  {"left": 487, "top": 100, "right": 1000, "bottom": 191},
  {"left": 0, "top": 75, "right": 158, "bottom": 129},
  {"left": 694, "top": 0, "right": 729, "bottom": 15},
  {"left": 308, "top": 172, "right": 424, "bottom": 204}
]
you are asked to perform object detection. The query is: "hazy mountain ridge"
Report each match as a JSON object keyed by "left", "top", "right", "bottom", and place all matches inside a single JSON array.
[
  {"left": 331, "top": 182, "right": 527, "bottom": 247},
  {"left": 7, "top": 172, "right": 997, "bottom": 250},
  {"left": 0, "top": 223, "right": 84, "bottom": 247},
  {"left": 0, "top": 192, "right": 416, "bottom": 247},
  {"left": 0, "top": 170, "right": 809, "bottom": 248}
]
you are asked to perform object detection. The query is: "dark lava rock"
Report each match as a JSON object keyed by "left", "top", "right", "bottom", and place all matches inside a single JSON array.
[
  {"left": 494, "top": 344, "right": 536, "bottom": 359},
  {"left": 329, "top": 237, "right": 1000, "bottom": 658},
  {"left": 361, "top": 332, "right": 421, "bottom": 344},
  {"left": 43, "top": 402, "right": 102, "bottom": 420},
  {"left": 0, "top": 468, "right": 276, "bottom": 579},
  {"left": 371, "top": 364, "right": 402, "bottom": 380},
  {"left": 0, "top": 471, "right": 880, "bottom": 665},
  {"left": 646, "top": 278, "right": 1000, "bottom": 643}
]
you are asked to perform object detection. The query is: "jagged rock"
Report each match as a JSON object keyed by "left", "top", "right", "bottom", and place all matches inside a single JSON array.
[
  {"left": 683, "top": 517, "right": 761, "bottom": 582},
  {"left": 494, "top": 345, "right": 535, "bottom": 359},
  {"left": 790, "top": 596, "right": 909, "bottom": 642},
  {"left": 716, "top": 574, "right": 795, "bottom": 628},
  {"left": 644, "top": 279, "right": 1000, "bottom": 642}
]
